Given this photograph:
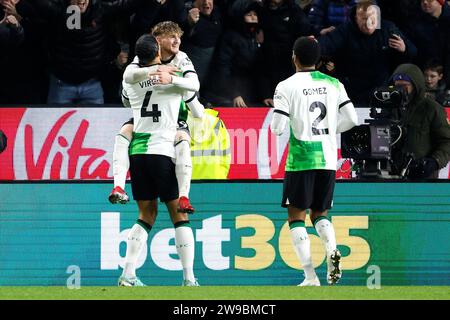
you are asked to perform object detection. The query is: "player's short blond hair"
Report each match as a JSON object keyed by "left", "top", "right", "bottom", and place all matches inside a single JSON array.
[{"left": 151, "top": 21, "right": 184, "bottom": 38}]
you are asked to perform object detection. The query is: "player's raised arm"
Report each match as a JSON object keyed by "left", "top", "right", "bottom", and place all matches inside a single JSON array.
[
  {"left": 123, "top": 62, "right": 149, "bottom": 84},
  {"left": 123, "top": 57, "right": 181, "bottom": 84},
  {"left": 123, "top": 57, "right": 158, "bottom": 84},
  {"left": 270, "top": 85, "right": 290, "bottom": 136},
  {"left": 123, "top": 58, "right": 200, "bottom": 93},
  {"left": 146, "top": 67, "right": 200, "bottom": 91}
]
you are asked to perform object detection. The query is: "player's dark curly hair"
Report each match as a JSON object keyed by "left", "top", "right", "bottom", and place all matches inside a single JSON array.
[
  {"left": 135, "top": 34, "right": 159, "bottom": 66},
  {"left": 293, "top": 36, "right": 321, "bottom": 67}
]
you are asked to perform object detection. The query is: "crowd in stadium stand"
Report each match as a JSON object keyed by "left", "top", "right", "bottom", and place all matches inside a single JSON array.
[{"left": 0, "top": 0, "right": 449, "bottom": 107}]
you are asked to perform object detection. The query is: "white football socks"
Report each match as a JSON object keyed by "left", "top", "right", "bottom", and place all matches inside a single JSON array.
[
  {"left": 122, "top": 222, "right": 149, "bottom": 279},
  {"left": 290, "top": 222, "right": 317, "bottom": 280},
  {"left": 113, "top": 134, "right": 130, "bottom": 190},
  {"left": 175, "top": 222, "right": 196, "bottom": 282},
  {"left": 175, "top": 140, "right": 192, "bottom": 198},
  {"left": 314, "top": 217, "right": 337, "bottom": 256}
]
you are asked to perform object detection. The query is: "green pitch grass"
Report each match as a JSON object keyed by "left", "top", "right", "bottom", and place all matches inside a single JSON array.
[{"left": 0, "top": 286, "right": 448, "bottom": 300}]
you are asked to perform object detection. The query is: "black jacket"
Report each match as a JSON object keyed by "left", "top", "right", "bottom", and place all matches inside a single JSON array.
[
  {"left": 0, "top": 19, "right": 24, "bottom": 69},
  {"left": 405, "top": 5, "right": 450, "bottom": 68},
  {"left": 404, "top": 3, "right": 450, "bottom": 88},
  {"left": 130, "top": 0, "right": 186, "bottom": 47},
  {"left": 215, "top": 0, "right": 263, "bottom": 103},
  {"left": 182, "top": 6, "right": 222, "bottom": 49},
  {"left": 259, "top": 0, "right": 318, "bottom": 99},
  {"left": 19, "top": 0, "right": 143, "bottom": 84},
  {"left": 0, "top": 19, "right": 25, "bottom": 103},
  {"left": 319, "top": 7, "right": 417, "bottom": 106}
]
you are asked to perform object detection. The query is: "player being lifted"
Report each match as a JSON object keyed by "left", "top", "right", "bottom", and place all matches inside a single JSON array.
[
  {"left": 118, "top": 34, "right": 199, "bottom": 286},
  {"left": 270, "top": 37, "right": 358, "bottom": 286},
  {"left": 109, "top": 21, "right": 204, "bottom": 213}
]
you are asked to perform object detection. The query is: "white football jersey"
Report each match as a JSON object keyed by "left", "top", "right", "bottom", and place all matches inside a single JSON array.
[
  {"left": 273, "top": 71, "right": 353, "bottom": 171},
  {"left": 161, "top": 50, "right": 196, "bottom": 76},
  {"left": 122, "top": 64, "right": 187, "bottom": 158},
  {"left": 129, "top": 50, "right": 196, "bottom": 75}
]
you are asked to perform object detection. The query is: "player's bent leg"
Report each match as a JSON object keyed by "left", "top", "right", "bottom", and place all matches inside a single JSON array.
[
  {"left": 109, "top": 123, "right": 134, "bottom": 204},
  {"left": 311, "top": 210, "right": 341, "bottom": 285},
  {"left": 119, "top": 200, "right": 157, "bottom": 287},
  {"left": 287, "top": 206, "right": 319, "bottom": 286},
  {"left": 167, "top": 200, "right": 199, "bottom": 286},
  {"left": 174, "top": 130, "right": 194, "bottom": 213}
]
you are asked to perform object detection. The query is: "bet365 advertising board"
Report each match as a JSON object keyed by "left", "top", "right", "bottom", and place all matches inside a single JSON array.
[{"left": 0, "top": 182, "right": 448, "bottom": 286}]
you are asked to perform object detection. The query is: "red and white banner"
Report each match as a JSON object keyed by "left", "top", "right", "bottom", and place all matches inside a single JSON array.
[{"left": 0, "top": 107, "right": 449, "bottom": 180}]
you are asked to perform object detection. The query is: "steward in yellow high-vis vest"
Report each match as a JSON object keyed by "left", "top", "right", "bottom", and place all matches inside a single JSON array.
[{"left": 187, "top": 108, "right": 231, "bottom": 179}]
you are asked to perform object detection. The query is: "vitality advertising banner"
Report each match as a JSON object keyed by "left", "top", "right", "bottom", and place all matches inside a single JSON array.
[
  {"left": 0, "top": 107, "right": 449, "bottom": 180},
  {"left": 0, "top": 182, "right": 449, "bottom": 286}
]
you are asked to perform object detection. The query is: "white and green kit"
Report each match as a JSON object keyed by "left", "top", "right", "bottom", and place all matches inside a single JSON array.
[{"left": 271, "top": 70, "right": 357, "bottom": 171}]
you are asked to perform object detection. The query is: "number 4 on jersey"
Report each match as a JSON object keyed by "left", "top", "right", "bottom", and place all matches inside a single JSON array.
[{"left": 141, "top": 91, "right": 161, "bottom": 122}]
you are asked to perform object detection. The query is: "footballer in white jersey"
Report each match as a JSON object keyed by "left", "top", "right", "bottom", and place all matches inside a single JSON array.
[
  {"left": 270, "top": 37, "right": 357, "bottom": 287},
  {"left": 123, "top": 51, "right": 199, "bottom": 95},
  {"left": 110, "top": 21, "right": 204, "bottom": 215},
  {"left": 118, "top": 34, "right": 200, "bottom": 288},
  {"left": 272, "top": 71, "right": 355, "bottom": 171},
  {"left": 122, "top": 64, "right": 191, "bottom": 158}
]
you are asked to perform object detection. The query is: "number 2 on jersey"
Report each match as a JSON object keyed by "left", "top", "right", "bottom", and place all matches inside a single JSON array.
[
  {"left": 141, "top": 91, "right": 161, "bottom": 122},
  {"left": 309, "top": 101, "right": 329, "bottom": 135}
]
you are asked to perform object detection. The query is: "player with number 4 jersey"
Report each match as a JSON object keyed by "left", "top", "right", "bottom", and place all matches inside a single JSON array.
[
  {"left": 117, "top": 34, "right": 199, "bottom": 288},
  {"left": 109, "top": 21, "right": 203, "bottom": 214},
  {"left": 122, "top": 69, "right": 189, "bottom": 158},
  {"left": 271, "top": 37, "right": 358, "bottom": 287}
]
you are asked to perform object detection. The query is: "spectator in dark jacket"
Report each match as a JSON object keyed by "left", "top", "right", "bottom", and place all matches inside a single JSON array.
[
  {"left": 214, "top": 0, "right": 238, "bottom": 29},
  {"left": 377, "top": 0, "right": 421, "bottom": 32},
  {"left": 130, "top": 0, "right": 187, "bottom": 55},
  {"left": 308, "top": 0, "right": 359, "bottom": 78},
  {"left": 213, "top": 0, "right": 263, "bottom": 107},
  {"left": 18, "top": 0, "right": 144, "bottom": 105},
  {"left": 308, "top": 0, "right": 357, "bottom": 30},
  {"left": 0, "top": 10, "right": 24, "bottom": 104},
  {"left": 404, "top": 0, "right": 450, "bottom": 88},
  {"left": 181, "top": 0, "right": 223, "bottom": 92},
  {"left": 259, "top": 0, "right": 318, "bottom": 107},
  {"left": 298, "top": 0, "right": 313, "bottom": 14},
  {"left": 2, "top": 0, "right": 48, "bottom": 103},
  {"left": 318, "top": 0, "right": 417, "bottom": 107}
]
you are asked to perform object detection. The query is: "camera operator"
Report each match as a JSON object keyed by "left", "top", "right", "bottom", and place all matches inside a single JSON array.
[{"left": 391, "top": 63, "right": 450, "bottom": 179}]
